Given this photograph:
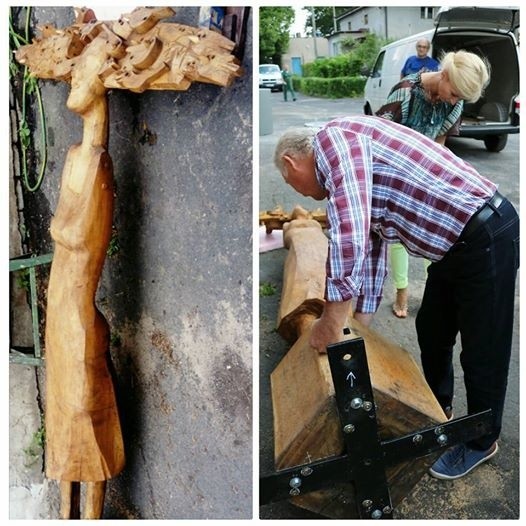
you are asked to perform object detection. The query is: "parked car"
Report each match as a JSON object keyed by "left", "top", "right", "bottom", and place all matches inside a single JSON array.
[
  {"left": 259, "top": 64, "right": 284, "bottom": 92},
  {"left": 363, "top": 6, "right": 520, "bottom": 152}
]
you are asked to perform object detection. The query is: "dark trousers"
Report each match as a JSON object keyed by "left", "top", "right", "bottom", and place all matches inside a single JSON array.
[
  {"left": 283, "top": 81, "right": 296, "bottom": 101},
  {"left": 416, "top": 198, "right": 519, "bottom": 450}
]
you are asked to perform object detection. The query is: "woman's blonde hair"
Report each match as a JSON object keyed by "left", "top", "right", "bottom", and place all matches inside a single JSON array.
[
  {"left": 440, "top": 50, "right": 490, "bottom": 103},
  {"left": 274, "top": 127, "right": 316, "bottom": 175}
]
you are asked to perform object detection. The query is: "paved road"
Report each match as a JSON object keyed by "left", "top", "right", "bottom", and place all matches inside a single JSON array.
[{"left": 259, "top": 91, "right": 520, "bottom": 520}]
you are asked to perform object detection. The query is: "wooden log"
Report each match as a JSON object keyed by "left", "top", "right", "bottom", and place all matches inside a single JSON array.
[
  {"left": 277, "top": 209, "right": 327, "bottom": 343},
  {"left": 272, "top": 319, "right": 446, "bottom": 463},
  {"left": 270, "top": 208, "right": 447, "bottom": 517}
]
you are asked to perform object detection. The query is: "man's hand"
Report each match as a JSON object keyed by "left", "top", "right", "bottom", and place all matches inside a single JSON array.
[
  {"left": 309, "top": 299, "right": 352, "bottom": 353},
  {"left": 309, "top": 318, "right": 341, "bottom": 354}
]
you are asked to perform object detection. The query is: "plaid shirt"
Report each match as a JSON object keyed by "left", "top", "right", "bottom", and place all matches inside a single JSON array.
[{"left": 313, "top": 116, "right": 497, "bottom": 313}]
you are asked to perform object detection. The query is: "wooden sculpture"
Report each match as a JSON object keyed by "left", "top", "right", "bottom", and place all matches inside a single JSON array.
[
  {"left": 269, "top": 206, "right": 447, "bottom": 517},
  {"left": 259, "top": 205, "right": 327, "bottom": 234},
  {"left": 14, "top": 7, "right": 242, "bottom": 519}
]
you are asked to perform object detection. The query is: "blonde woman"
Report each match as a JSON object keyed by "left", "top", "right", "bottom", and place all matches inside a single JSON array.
[{"left": 376, "top": 50, "right": 490, "bottom": 318}]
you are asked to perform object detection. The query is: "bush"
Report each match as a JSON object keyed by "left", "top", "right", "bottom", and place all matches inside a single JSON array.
[
  {"left": 303, "top": 55, "right": 363, "bottom": 78},
  {"left": 293, "top": 76, "right": 366, "bottom": 98},
  {"left": 296, "top": 34, "right": 391, "bottom": 98}
]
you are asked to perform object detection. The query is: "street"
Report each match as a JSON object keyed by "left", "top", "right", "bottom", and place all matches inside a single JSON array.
[{"left": 259, "top": 91, "right": 520, "bottom": 519}]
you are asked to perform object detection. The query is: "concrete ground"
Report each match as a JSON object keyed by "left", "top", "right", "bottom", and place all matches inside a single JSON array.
[{"left": 258, "top": 91, "right": 520, "bottom": 519}]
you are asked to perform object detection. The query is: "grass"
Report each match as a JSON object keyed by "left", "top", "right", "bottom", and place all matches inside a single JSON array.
[{"left": 259, "top": 281, "right": 277, "bottom": 297}]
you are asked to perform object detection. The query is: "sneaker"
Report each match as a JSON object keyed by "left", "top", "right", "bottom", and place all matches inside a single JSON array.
[{"left": 429, "top": 442, "right": 498, "bottom": 480}]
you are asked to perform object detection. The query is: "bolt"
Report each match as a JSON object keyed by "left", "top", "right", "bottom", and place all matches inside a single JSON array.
[
  {"left": 300, "top": 467, "right": 313, "bottom": 476},
  {"left": 363, "top": 401, "right": 373, "bottom": 412},
  {"left": 382, "top": 506, "right": 392, "bottom": 514},
  {"left": 343, "top": 353, "right": 352, "bottom": 361},
  {"left": 362, "top": 499, "right": 373, "bottom": 509},
  {"left": 343, "top": 424, "right": 355, "bottom": 434},
  {"left": 289, "top": 476, "right": 302, "bottom": 488},
  {"left": 434, "top": 426, "right": 444, "bottom": 435},
  {"left": 289, "top": 488, "right": 300, "bottom": 496},
  {"left": 371, "top": 509, "right": 383, "bottom": 519},
  {"left": 413, "top": 434, "right": 423, "bottom": 444},
  {"left": 351, "top": 398, "right": 363, "bottom": 409},
  {"left": 363, "top": 458, "right": 372, "bottom": 466},
  {"left": 437, "top": 434, "right": 448, "bottom": 446}
]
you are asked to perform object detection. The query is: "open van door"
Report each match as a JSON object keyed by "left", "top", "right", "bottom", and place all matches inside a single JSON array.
[
  {"left": 432, "top": 6, "right": 520, "bottom": 151},
  {"left": 364, "top": 6, "right": 519, "bottom": 151},
  {"left": 434, "top": 6, "right": 519, "bottom": 34}
]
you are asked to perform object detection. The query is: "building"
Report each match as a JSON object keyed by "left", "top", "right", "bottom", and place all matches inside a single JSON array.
[
  {"left": 281, "top": 36, "right": 330, "bottom": 75},
  {"left": 329, "top": 6, "right": 439, "bottom": 56}
]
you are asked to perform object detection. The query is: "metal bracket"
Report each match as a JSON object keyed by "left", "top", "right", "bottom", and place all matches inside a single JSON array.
[{"left": 260, "top": 335, "right": 493, "bottom": 519}]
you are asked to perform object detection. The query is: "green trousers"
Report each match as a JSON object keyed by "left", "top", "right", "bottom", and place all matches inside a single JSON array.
[{"left": 390, "top": 243, "right": 430, "bottom": 289}]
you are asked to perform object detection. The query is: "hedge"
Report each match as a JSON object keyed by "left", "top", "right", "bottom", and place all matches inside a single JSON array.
[
  {"left": 292, "top": 76, "right": 366, "bottom": 98},
  {"left": 302, "top": 55, "right": 363, "bottom": 78}
]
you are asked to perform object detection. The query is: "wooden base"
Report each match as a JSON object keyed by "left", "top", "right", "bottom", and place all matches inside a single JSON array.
[
  {"left": 271, "top": 324, "right": 342, "bottom": 469},
  {"left": 270, "top": 319, "right": 447, "bottom": 517}
]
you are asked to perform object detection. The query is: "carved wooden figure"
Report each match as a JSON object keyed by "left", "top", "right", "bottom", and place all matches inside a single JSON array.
[
  {"left": 15, "top": 7, "right": 242, "bottom": 519},
  {"left": 259, "top": 205, "right": 327, "bottom": 234},
  {"left": 269, "top": 208, "right": 448, "bottom": 517}
]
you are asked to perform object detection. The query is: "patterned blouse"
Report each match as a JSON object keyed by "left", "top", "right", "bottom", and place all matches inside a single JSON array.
[{"left": 375, "top": 73, "right": 463, "bottom": 139}]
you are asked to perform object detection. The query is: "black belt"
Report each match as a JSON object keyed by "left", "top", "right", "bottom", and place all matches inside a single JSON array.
[{"left": 459, "top": 191, "right": 505, "bottom": 241}]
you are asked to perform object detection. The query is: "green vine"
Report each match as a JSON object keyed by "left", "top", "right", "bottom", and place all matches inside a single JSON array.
[
  {"left": 9, "top": 7, "right": 48, "bottom": 192},
  {"left": 107, "top": 228, "right": 120, "bottom": 257},
  {"left": 23, "top": 421, "right": 46, "bottom": 467}
]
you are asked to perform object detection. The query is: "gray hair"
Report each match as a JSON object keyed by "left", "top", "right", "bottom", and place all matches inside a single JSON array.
[
  {"left": 274, "top": 127, "right": 316, "bottom": 174},
  {"left": 416, "top": 38, "right": 431, "bottom": 49},
  {"left": 440, "top": 50, "right": 490, "bottom": 103}
]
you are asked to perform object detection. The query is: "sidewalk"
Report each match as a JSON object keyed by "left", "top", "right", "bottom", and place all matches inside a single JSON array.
[{"left": 259, "top": 92, "right": 520, "bottom": 519}]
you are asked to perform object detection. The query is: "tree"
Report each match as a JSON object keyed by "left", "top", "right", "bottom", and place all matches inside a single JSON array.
[
  {"left": 259, "top": 7, "right": 295, "bottom": 64},
  {"left": 304, "top": 7, "right": 353, "bottom": 37},
  {"left": 342, "top": 33, "right": 393, "bottom": 71}
]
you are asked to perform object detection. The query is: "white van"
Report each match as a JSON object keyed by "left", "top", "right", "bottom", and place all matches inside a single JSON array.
[
  {"left": 363, "top": 6, "right": 520, "bottom": 151},
  {"left": 259, "top": 64, "right": 284, "bottom": 92}
]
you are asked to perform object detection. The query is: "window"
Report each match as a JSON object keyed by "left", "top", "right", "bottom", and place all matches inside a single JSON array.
[
  {"left": 347, "top": 21, "right": 352, "bottom": 31},
  {"left": 371, "top": 50, "right": 385, "bottom": 77},
  {"left": 364, "top": 14, "right": 368, "bottom": 24},
  {"left": 420, "top": 7, "right": 434, "bottom": 19}
]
